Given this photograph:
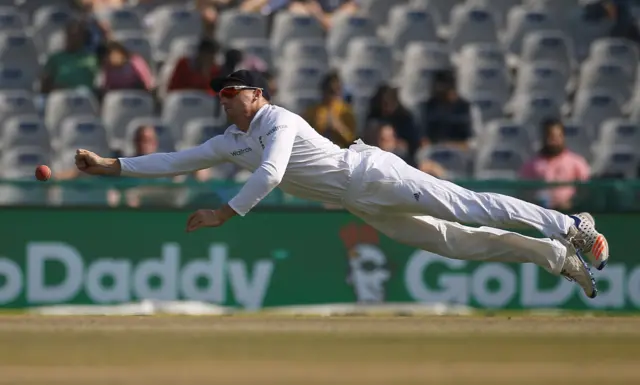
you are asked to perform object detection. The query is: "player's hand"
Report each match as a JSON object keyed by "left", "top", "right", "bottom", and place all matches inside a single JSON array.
[
  {"left": 75, "top": 149, "right": 121, "bottom": 176},
  {"left": 185, "top": 209, "right": 226, "bottom": 232}
]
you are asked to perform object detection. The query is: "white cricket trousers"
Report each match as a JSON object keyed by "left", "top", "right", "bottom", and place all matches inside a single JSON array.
[{"left": 342, "top": 142, "right": 574, "bottom": 275}]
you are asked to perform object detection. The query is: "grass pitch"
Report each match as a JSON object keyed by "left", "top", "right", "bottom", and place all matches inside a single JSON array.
[{"left": 0, "top": 314, "right": 638, "bottom": 384}]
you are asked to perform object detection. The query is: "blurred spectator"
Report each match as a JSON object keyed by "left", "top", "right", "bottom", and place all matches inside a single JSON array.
[
  {"left": 220, "top": 49, "right": 243, "bottom": 77},
  {"left": 88, "top": 0, "right": 127, "bottom": 12},
  {"left": 40, "top": 20, "right": 99, "bottom": 94},
  {"left": 214, "top": 0, "right": 246, "bottom": 9},
  {"left": 584, "top": 0, "right": 640, "bottom": 44},
  {"left": 320, "top": 0, "right": 357, "bottom": 13},
  {"left": 519, "top": 119, "right": 591, "bottom": 210},
  {"left": 133, "top": 124, "right": 158, "bottom": 156},
  {"left": 130, "top": 123, "right": 212, "bottom": 180},
  {"left": 167, "top": 39, "right": 222, "bottom": 94},
  {"left": 236, "top": 0, "right": 268, "bottom": 12},
  {"left": 289, "top": 0, "right": 331, "bottom": 29},
  {"left": 255, "top": 0, "right": 353, "bottom": 13},
  {"left": 194, "top": 0, "right": 247, "bottom": 37},
  {"left": 366, "top": 85, "right": 420, "bottom": 164},
  {"left": 262, "top": 71, "right": 278, "bottom": 100},
  {"left": 196, "top": 0, "right": 219, "bottom": 37},
  {"left": 237, "top": 52, "right": 269, "bottom": 72},
  {"left": 417, "top": 70, "right": 480, "bottom": 150},
  {"left": 366, "top": 121, "right": 410, "bottom": 163},
  {"left": 73, "top": 0, "right": 111, "bottom": 52},
  {"left": 121, "top": 125, "right": 188, "bottom": 207},
  {"left": 418, "top": 158, "right": 447, "bottom": 179},
  {"left": 98, "top": 41, "right": 154, "bottom": 93},
  {"left": 303, "top": 71, "right": 357, "bottom": 148},
  {"left": 219, "top": 48, "right": 269, "bottom": 77},
  {"left": 246, "top": 0, "right": 332, "bottom": 28},
  {"left": 197, "top": 0, "right": 246, "bottom": 10}
]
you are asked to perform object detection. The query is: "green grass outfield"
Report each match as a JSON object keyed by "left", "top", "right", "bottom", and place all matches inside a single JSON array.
[{"left": 0, "top": 314, "right": 638, "bottom": 385}]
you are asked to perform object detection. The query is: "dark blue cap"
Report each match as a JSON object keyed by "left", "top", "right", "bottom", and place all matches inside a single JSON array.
[{"left": 210, "top": 70, "right": 271, "bottom": 100}]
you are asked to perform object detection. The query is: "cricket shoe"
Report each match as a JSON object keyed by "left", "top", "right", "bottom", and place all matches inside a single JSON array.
[
  {"left": 560, "top": 244, "right": 598, "bottom": 299},
  {"left": 564, "top": 212, "right": 609, "bottom": 271}
]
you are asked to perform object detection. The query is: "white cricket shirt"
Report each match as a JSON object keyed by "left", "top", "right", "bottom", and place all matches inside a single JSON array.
[{"left": 119, "top": 104, "right": 359, "bottom": 216}]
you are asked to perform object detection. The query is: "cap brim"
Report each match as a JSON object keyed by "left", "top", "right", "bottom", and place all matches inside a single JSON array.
[{"left": 209, "top": 75, "right": 246, "bottom": 92}]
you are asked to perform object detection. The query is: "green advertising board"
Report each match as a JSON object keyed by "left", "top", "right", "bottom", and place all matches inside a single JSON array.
[{"left": 0, "top": 209, "right": 637, "bottom": 311}]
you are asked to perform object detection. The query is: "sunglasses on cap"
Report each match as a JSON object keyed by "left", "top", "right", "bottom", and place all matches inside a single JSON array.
[{"left": 219, "top": 85, "right": 263, "bottom": 99}]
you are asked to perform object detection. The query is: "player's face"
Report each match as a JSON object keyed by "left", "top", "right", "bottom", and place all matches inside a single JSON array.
[{"left": 219, "top": 85, "right": 262, "bottom": 121}]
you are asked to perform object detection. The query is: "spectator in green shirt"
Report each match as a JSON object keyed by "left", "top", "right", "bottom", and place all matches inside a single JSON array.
[{"left": 40, "top": 19, "right": 99, "bottom": 93}]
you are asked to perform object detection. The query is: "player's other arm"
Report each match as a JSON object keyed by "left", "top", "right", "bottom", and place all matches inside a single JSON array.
[
  {"left": 75, "top": 137, "right": 225, "bottom": 177},
  {"left": 228, "top": 121, "right": 295, "bottom": 217},
  {"left": 185, "top": 120, "right": 295, "bottom": 232}
]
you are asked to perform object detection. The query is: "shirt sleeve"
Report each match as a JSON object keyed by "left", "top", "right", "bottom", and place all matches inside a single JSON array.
[
  {"left": 228, "top": 118, "right": 296, "bottom": 216},
  {"left": 119, "top": 136, "right": 226, "bottom": 177}
]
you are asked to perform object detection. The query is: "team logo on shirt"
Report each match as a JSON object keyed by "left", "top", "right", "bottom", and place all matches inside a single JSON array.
[
  {"left": 230, "top": 147, "right": 252, "bottom": 156},
  {"left": 340, "top": 223, "right": 391, "bottom": 304},
  {"left": 266, "top": 125, "right": 286, "bottom": 136}
]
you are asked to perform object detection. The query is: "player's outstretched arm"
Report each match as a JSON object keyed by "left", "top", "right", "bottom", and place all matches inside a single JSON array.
[{"left": 76, "top": 137, "right": 226, "bottom": 178}]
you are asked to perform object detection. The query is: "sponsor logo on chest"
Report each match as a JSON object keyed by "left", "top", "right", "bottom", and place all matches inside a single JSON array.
[{"left": 230, "top": 147, "right": 252, "bottom": 156}]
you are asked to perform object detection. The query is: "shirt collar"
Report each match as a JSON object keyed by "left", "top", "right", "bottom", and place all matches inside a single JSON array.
[{"left": 227, "top": 104, "right": 271, "bottom": 136}]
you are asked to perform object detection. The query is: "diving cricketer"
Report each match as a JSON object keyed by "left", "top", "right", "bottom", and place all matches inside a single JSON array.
[{"left": 75, "top": 70, "right": 609, "bottom": 298}]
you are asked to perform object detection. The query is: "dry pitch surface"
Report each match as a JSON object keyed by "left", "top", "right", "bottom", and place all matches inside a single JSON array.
[{"left": 0, "top": 315, "right": 638, "bottom": 385}]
